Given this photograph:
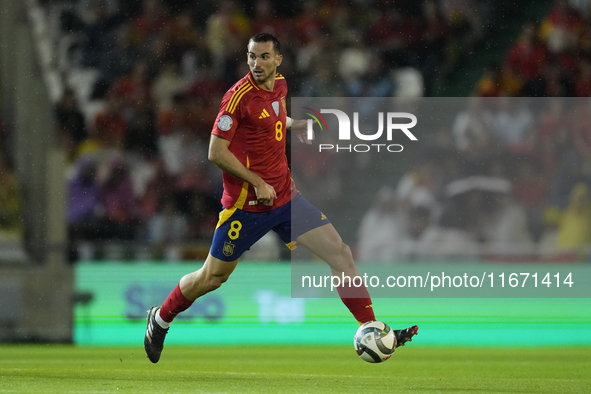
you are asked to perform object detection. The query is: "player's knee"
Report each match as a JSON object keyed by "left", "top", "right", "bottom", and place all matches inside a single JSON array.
[
  {"left": 206, "top": 274, "right": 229, "bottom": 291},
  {"left": 334, "top": 241, "right": 353, "bottom": 260}
]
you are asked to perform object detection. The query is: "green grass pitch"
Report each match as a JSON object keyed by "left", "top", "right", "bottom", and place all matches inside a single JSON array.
[{"left": 1, "top": 345, "right": 590, "bottom": 393}]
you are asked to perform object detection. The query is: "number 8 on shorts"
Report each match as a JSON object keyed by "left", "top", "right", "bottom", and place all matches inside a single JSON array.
[{"left": 228, "top": 220, "right": 242, "bottom": 240}]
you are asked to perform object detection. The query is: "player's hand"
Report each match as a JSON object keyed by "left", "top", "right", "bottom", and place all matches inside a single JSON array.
[
  {"left": 291, "top": 119, "right": 314, "bottom": 145},
  {"left": 254, "top": 182, "right": 277, "bottom": 206}
]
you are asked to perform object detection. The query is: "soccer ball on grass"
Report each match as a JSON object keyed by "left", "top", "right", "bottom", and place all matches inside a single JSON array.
[{"left": 353, "top": 320, "right": 396, "bottom": 363}]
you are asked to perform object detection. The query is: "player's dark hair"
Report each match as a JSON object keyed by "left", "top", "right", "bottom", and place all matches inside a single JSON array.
[{"left": 249, "top": 32, "right": 281, "bottom": 55}]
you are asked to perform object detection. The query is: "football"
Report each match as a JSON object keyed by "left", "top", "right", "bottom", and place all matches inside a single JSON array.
[{"left": 353, "top": 321, "right": 397, "bottom": 363}]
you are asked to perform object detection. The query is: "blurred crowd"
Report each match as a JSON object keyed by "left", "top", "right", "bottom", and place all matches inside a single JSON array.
[
  {"left": 477, "top": 0, "right": 591, "bottom": 97},
  {"left": 11, "top": 0, "right": 588, "bottom": 262},
  {"left": 45, "top": 0, "right": 493, "bottom": 260},
  {"left": 357, "top": 97, "right": 591, "bottom": 262}
]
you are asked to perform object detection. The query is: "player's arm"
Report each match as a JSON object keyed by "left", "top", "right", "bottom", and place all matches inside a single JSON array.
[
  {"left": 286, "top": 116, "right": 314, "bottom": 145},
  {"left": 208, "top": 135, "right": 277, "bottom": 206}
]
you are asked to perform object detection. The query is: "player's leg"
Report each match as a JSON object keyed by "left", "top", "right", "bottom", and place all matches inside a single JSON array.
[
  {"left": 295, "top": 223, "right": 359, "bottom": 278},
  {"left": 159, "top": 253, "right": 239, "bottom": 324},
  {"left": 291, "top": 195, "right": 418, "bottom": 346},
  {"left": 178, "top": 254, "right": 238, "bottom": 300},
  {"left": 296, "top": 225, "right": 418, "bottom": 346},
  {"left": 295, "top": 224, "right": 376, "bottom": 324},
  {"left": 145, "top": 207, "right": 275, "bottom": 362},
  {"left": 144, "top": 254, "right": 238, "bottom": 363}
]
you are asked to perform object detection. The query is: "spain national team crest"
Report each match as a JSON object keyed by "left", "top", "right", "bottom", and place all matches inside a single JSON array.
[
  {"left": 223, "top": 241, "right": 235, "bottom": 257},
  {"left": 281, "top": 97, "right": 287, "bottom": 114},
  {"left": 272, "top": 101, "right": 279, "bottom": 116}
]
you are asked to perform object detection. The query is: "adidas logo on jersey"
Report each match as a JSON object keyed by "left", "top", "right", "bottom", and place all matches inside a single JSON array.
[{"left": 259, "top": 109, "right": 270, "bottom": 119}]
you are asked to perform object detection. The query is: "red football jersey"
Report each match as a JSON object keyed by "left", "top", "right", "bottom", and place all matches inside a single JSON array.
[{"left": 212, "top": 72, "right": 294, "bottom": 212}]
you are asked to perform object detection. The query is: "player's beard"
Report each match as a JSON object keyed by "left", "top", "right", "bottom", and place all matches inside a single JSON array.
[{"left": 252, "top": 68, "right": 274, "bottom": 84}]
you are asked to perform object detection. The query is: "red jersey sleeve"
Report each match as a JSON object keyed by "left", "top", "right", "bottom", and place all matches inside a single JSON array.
[{"left": 212, "top": 78, "right": 254, "bottom": 141}]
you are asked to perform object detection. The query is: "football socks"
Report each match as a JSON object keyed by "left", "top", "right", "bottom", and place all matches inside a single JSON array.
[{"left": 159, "top": 283, "right": 194, "bottom": 323}]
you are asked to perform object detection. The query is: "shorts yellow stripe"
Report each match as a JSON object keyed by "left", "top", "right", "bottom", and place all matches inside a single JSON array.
[
  {"left": 229, "top": 85, "right": 253, "bottom": 114},
  {"left": 234, "top": 156, "right": 250, "bottom": 209},
  {"left": 226, "top": 83, "right": 252, "bottom": 112},
  {"left": 215, "top": 206, "right": 237, "bottom": 230}
]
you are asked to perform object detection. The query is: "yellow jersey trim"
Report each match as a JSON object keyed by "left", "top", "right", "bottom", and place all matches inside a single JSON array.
[
  {"left": 226, "top": 82, "right": 252, "bottom": 113},
  {"left": 215, "top": 156, "right": 251, "bottom": 229},
  {"left": 229, "top": 85, "right": 253, "bottom": 114},
  {"left": 234, "top": 156, "right": 250, "bottom": 210}
]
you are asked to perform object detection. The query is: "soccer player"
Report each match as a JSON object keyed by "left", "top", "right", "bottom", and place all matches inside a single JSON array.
[{"left": 144, "top": 33, "right": 418, "bottom": 363}]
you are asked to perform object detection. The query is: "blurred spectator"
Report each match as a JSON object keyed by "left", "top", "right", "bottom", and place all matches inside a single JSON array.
[
  {"left": 101, "top": 158, "right": 140, "bottom": 239},
  {"left": 357, "top": 187, "right": 404, "bottom": 263},
  {"left": 176, "top": 157, "right": 216, "bottom": 202},
  {"left": 152, "top": 62, "right": 191, "bottom": 109},
  {"left": 476, "top": 62, "right": 524, "bottom": 97},
  {"left": 574, "top": 58, "right": 591, "bottom": 96},
  {"left": 186, "top": 67, "right": 227, "bottom": 106},
  {"left": 480, "top": 189, "right": 536, "bottom": 256},
  {"left": 338, "top": 35, "right": 371, "bottom": 84},
  {"left": 139, "top": 157, "right": 177, "bottom": 218},
  {"left": 536, "top": 98, "right": 571, "bottom": 173},
  {"left": 184, "top": 94, "right": 218, "bottom": 142},
  {"left": 81, "top": 0, "right": 123, "bottom": 67},
  {"left": 300, "top": 62, "right": 344, "bottom": 97},
  {"left": 418, "top": 0, "right": 451, "bottom": 86},
  {"left": 250, "top": 0, "right": 286, "bottom": 40},
  {"left": 417, "top": 197, "right": 480, "bottom": 260},
  {"left": 185, "top": 192, "right": 218, "bottom": 240},
  {"left": 555, "top": 183, "right": 591, "bottom": 254},
  {"left": 513, "top": 157, "right": 551, "bottom": 241},
  {"left": 147, "top": 194, "right": 188, "bottom": 245},
  {"left": 156, "top": 94, "right": 210, "bottom": 176},
  {"left": 205, "top": 0, "right": 250, "bottom": 76},
  {"left": 439, "top": 0, "right": 484, "bottom": 45},
  {"left": 570, "top": 98, "right": 591, "bottom": 173},
  {"left": 67, "top": 155, "right": 105, "bottom": 239},
  {"left": 522, "top": 59, "right": 575, "bottom": 96},
  {"left": 487, "top": 97, "right": 534, "bottom": 152},
  {"left": 125, "top": 106, "right": 158, "bottom": 158},
  {"left": 345, "top": 54, "right": 395, "bottom": 97},
  {"left": 294, "top": 0, "right": 324, "bottom": 45},
  {"left": 55, "top": 88, "right": 88, "bottom": 159},
  {"left": 369, "top": 7, "right": 421, "bottom": 69},
  {"left": 109, "top": 60, "right": 152, "bottom": 118},
  {"left": 44, "top": 0, "right": 591, "bottom": 262},
  {"left": 540, "top": 0, "right": 584, "bottom": 54},
  {"left": 130, "top": 0, "right": 170, "bottom": 47},
  {"left": 94, "top": 93, "right": 128, "bottom": 149},
  {"left": 159, "top": 11, "right": 200, "bottom": 64},
  {"left": 0, "top": 153, "right": 23, "bottom": 240},
  {"left": 296, "top": 32, "right": 329, "bottom": 75},
  {"left": 505, "top": 22, "right": 550, "bottom": 87},
  {"left": 98, "top": 23, "right": 139, "bottom": 83},
  {"left": 451, "top": 96, "right": 493, "bottom": 156},
  {"left": 395, "top": 154, "right": 442, "bottom": 213}
]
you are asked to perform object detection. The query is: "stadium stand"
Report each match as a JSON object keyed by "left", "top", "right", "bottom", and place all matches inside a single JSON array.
[{"left": 23, "top": 0, "right": 591, "bottom": 263}]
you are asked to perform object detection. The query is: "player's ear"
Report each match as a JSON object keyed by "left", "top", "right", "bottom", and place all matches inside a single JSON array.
[{"left": 275, "top": 54, "right": 283, "bottom": 67}]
